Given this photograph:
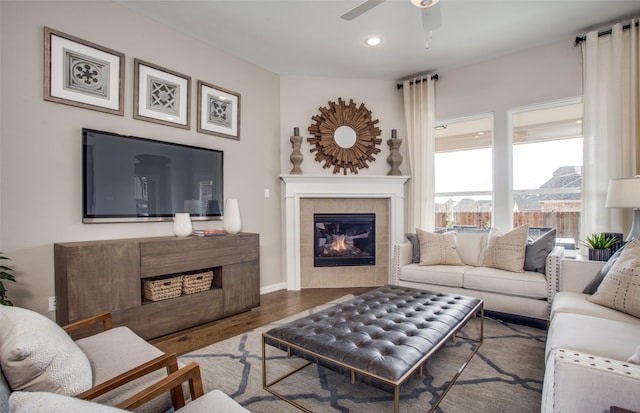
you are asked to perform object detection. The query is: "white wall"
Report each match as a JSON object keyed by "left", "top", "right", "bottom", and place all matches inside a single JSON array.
[
  {"left": 435, "top": 40, "right": 583, "bottom": 230},
  {"left": 0, "top": 0, "right": 586, "bottom": 318},
  {"left": 280, "top": 76, "right": 405, "bottom": 176},
  {"left": 277, "top": 76, "right": 406, "bottom": 292},
  {"left": 0, "top": 1, "right": 282, "bottom": 316},
  {"left": 279, "top": 40, "right": 583, "bottom": 233}
]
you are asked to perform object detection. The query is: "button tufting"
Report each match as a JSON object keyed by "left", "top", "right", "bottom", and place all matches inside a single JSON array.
[{"left": 264, "top": 286, "right": 482, "bottom": 384}]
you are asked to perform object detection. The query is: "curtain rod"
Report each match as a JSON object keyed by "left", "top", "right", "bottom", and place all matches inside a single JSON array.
[
  {"left": 574, "top": 20, "right": 638, "bottom": 46},
  {"left": 396, "top": 73, "right": 439, "bottom": 90}
]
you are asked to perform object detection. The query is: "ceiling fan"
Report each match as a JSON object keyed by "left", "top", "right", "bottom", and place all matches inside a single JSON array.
[{"left": 341, "top": 0, "right": 442, "bottom": 48}]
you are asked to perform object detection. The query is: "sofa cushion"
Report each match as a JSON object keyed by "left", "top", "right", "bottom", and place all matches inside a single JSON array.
[
  {"left": 482, "top": 224, "right": 528, "bottom": 273},
  {"left": 545, "top": 312, "right": 640, "bottom": 362},
  {"left": 463, "top": 266, "right": 548, "bottom": 299},
  {"left": 551, "top": 291, "right": 640, "bottom": 324},
  {"left": 0, "top": 306, "right": 92, "bottom": 396},
  {"left": 398, "top": 264, "right": 468, "bottom": 287},
  {"left": 416, "top": 229, "right": 463, "bottom": 266},
  {"left": 184, "top": 389, "right": 250, "bottom": 413},
  {"left": 583, "top": 241, "right": 629, "bottom": 294},
  {"left": 9, "top": 391, "right": 128, "bottom": 413},
  {"left": 587, "top": 239, "right": 640, "bottom": 318},
  {"left": 75, "top": 326, "right": 164, "bottom": 386},
  {"left": 9, "top": 389, "right": 249, "bottom": 413},
  {"left": 74, "top": 326, "right": 174, "bottom": 413},
  {"left": 524, "top": 228, "right": 556, "bottom": 274},
  {"left": 455, "top": 232, "right": 488, "bottom": 267}
]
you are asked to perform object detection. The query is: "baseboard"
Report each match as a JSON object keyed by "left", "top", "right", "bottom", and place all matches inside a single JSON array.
[{"left": 260, "top": 282, "right": 287, "bottom": 295}]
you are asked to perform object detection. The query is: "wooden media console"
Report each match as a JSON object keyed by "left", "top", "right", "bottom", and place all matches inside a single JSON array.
[{"left": 54, "top": 233, "right": 260, "bottom": 340}]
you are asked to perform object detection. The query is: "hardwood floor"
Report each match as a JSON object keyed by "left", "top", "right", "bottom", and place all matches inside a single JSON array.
[{"left": 150, "top": 287, "right": 375, "bottom": 355}]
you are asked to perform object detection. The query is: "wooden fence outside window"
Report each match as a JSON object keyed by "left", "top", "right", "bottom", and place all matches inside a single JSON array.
[{"left": 435, "top": 211, "right": 580, "bottom": 243}]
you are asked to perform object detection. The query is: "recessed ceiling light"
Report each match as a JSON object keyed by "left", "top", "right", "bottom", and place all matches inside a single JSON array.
[
  {"left": 365, "top": 37, "right": 381, "bottom": 47},
  {"left": 411, "top": 0, "right": 440, "bottom": 8}
]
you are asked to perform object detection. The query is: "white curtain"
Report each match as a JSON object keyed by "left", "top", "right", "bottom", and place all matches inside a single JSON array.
[
  {"left": 402, "top": 76, "right": 436, "bottom": 231},
  {"left": 582, "top": 20, "right": 639, "bottom": 239}
]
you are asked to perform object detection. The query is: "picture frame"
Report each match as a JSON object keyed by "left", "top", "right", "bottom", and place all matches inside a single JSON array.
[
  {"left": 197, "top": 80, "right": 241, "bottom": 140},
  {"left": 44, "top": 27, "right": 124, "bottom": 116},
  {"left": 134, "top": 59, "right": 191, "bottom": 129}
]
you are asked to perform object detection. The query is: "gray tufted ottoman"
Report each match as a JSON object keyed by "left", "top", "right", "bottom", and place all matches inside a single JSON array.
[{"left": 262, "top": 285, "right": 483, "bottom": 412}]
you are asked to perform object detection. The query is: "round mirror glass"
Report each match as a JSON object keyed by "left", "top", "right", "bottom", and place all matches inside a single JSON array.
[{"left": 334, "top": 125, "right": 357, "bottom": 148}]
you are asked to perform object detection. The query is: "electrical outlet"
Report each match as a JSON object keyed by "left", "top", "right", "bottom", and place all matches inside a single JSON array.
[
  {"left": 264, "top": 188, "right": 270, "bottom": 198},
  {"left": 48, "top": 296, "right": 57, "bottom": 312}
]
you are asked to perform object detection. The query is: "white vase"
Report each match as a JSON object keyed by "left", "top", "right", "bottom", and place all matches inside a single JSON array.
[
  {"left": 223, "top": 199, "right": 242, "bottom": 234},
  {"left": 173, "top": 213, "right": 193, "bottom": 237}
]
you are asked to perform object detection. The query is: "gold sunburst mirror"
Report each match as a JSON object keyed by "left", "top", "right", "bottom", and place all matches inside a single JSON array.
[{"left": 307, "top": 98, "right": 382, "bottom": 175}]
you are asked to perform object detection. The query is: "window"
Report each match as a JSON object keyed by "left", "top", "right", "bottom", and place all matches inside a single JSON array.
[
  {"left": 511, "top": 99, "right": 583, "bottom": 253},
  {"left": 434, "top": 114, "right": 493, "bottom": 230}
]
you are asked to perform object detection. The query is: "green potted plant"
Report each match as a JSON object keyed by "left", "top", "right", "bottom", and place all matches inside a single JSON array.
[
  {"left": 580, "top": 233, "right": 617, "bottom": 261},
  {"left": 0, "top": 252, "right": 16, "bottom": 306}
]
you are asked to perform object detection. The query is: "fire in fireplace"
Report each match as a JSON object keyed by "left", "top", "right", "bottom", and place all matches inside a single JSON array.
[{"left": 313, "top": 213, "right": 375, "bottom": 267}]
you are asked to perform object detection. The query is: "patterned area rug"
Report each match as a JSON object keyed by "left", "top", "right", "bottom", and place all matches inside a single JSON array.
[{"left": 180, "top": 296, "right": 546, "bottom": 412}]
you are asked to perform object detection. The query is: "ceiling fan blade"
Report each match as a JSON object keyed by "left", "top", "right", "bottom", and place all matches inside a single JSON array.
[{"left": 340, "top": 0, "right": 385, "bottom": 21}]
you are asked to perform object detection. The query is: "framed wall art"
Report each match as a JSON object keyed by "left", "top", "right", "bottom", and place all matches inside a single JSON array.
[
  {"left": 197, "top": 80, "right": 240, "bottom": 140},
  {"left": 44, "top": 27, "right": 124, "bottom": 116},
  {"left": 134, "top": 59, "right": 191, "bottom": 129}
]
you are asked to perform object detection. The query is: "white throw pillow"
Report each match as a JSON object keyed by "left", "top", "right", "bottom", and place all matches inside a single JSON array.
[
  {"left": 0, "top": 306, "right": 92, "bottom": 395},
  {"left": 482, "top": 224, "right": 529, "bottom": 273},
  {"left": 9, "top": 391, "right": 127, "bottom": 413},
  {"left": 455, "top": 232, "right": 489, "bottom": 267},
  {"left": 416, "top": 229, "right": 464, "bottom": 266},
  {"left": 587, "top": 239, "right": 640, "bottom": 318}
]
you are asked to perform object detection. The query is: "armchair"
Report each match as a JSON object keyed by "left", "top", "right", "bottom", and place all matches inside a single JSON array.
[
  {"left": 9, "top": 360, "right": 249, "bottom": 412},
  {"left": 60, "top": 311, "right": 177, "bottom": 411},
  {"left": 0, "top": 306, "right": 247, "bottom": 413}
]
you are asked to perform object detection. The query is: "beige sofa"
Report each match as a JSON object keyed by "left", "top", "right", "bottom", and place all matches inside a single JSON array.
[
  {"left": 392, "top": 228, "right": 563, "bottom": 321},
  {"left": 541, "top": 240, "right": 640, "bottom": 413}
]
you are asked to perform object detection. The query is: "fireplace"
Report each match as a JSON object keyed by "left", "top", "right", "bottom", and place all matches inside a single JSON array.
[
  {"left": 282, "top": 175, "right": 409, "bottom": 290},
  {"left": 314, "top": 213, "right": 375, "bottom": 267}
]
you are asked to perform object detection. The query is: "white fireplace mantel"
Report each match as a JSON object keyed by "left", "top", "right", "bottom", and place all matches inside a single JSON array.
[{"left": 281, "top": 174, "right": 410, "bottom": 290}]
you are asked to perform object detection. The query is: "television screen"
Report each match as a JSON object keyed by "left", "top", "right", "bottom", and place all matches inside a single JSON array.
[{"left": 83, "top": 128, "right": 223, "bottom": 223}]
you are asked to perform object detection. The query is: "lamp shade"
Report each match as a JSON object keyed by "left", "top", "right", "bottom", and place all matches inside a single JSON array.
[{"left": 605, "top": 177, "right": 640, "bottom": 208}]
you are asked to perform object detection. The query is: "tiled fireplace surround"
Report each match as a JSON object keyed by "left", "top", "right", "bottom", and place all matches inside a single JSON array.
[
  {"left": 281, "top": 175, "right": 409, "bottom": 290},
  {"left": 301, "top": 198, "right": 388, "bottom": 288}
]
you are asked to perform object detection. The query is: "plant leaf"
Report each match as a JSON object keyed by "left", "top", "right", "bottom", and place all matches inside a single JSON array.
[{"left": 0, "top": 272, "right": 16, "bottom": 282}]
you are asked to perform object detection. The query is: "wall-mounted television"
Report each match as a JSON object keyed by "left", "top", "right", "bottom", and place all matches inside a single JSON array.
[{"left": 83, "top": 128, "right": 223, "bottom": 223}]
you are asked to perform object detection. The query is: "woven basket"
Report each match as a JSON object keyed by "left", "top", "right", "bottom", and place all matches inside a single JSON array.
[
  {"left": 183, "top": 271, "right": 213, "bottom": 295},
  {"left": 143, "top": 275, "right": 183, "bottom": 302}
]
